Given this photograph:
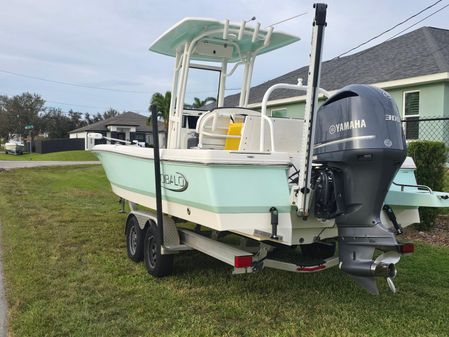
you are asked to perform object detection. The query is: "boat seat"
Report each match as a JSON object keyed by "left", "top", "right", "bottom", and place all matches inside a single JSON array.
[
  {"left": 224, "top": 122, "right": 243, "bottom": 150},
  {"left": 239, "top": 115, "right": 304, "bottom": 168},
  {"left": 196, "top": 108, "right": 260, "bottom": 149}
]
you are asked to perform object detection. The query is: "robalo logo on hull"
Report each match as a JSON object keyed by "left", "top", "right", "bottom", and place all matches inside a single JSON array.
[{"left": 161, "top": 172, "right": 188, "bottom": 192}]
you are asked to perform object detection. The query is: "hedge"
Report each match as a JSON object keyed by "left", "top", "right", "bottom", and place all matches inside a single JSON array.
[{"left": 407, "top": 140, "right": 447, "bottom": 230}]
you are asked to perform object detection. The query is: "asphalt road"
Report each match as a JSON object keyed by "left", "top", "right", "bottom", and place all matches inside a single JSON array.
[
  {"left": 0, "top": 160, "right": 99, "bottom": 170},
  {"left": 0, "top": 160, "right": 100, "bottom": 337}
]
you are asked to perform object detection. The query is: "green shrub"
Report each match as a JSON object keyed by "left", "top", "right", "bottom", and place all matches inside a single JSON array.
[{"left": 408, "top": 141, "right": 447, "bottom": 230}]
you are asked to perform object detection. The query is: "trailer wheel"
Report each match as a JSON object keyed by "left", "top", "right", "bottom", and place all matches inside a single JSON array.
[
  {"left": 125, "top": 215, "right": 144, "bottom": 262},
  {"left": 144, "top": 221, "right": 173, "bottom": 277}
]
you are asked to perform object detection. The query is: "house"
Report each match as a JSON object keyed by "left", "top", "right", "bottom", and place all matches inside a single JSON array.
[
  {"left": 69, "top": 111, "right": 165, "bottom": 150},
  {"left": 223, "top": 26, "right": 449, "bottom": 141}
]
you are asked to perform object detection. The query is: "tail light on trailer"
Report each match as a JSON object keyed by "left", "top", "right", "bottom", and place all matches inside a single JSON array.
[
  {"left": 234, "top": 255, "right": 253, "bottom": 268},
  {"left": 399, "top": 243, "right": 415, "bottom": 254}
]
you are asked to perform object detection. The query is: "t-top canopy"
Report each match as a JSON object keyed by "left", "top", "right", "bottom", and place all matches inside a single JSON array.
[{"left": 149, "top": 17, "right": 300, "bottom": 62}]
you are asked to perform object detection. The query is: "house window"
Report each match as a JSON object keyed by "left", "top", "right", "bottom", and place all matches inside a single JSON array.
[
  {"left": 403, "top": 91, "right": 419, "bottom": 140},
  {"left": 270, "top": 108, "right": 287, "bottom": 118},
  {"left": 131, "top": 133, "right": 146, "bottom": 142}
]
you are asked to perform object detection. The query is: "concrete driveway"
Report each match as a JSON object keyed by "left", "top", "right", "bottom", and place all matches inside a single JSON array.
[{"left": 0, "top": 160, "right": 99, "bottom": 170}]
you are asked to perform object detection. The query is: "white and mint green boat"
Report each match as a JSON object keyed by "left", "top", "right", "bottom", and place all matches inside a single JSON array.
[{"left": 93, "top": 7, "right": 449, "bottom": 295}]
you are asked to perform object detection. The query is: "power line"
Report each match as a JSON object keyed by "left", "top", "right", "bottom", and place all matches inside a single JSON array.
[
  {"left": 0, "top": 68, "right": 150, "bottom": 94},
  {"left": 46, "top": 100, "right": 109, "bottom": 110},
  {"left": 334, "top": 0, "right": 444, "bottom": 59},
  {"left": 0, "top": 68, "right": 242, "bottom": 96},
  {"left": 266, "top": 12, "right": 308, "bottom": 28},
  {"left": 328, "top": 1, "right": 449, "bottom": 73},
  {"left": 44, "top": 100, "right": 147, "bottom": 114},
  {"left": 386, "top": 3, "right": 449, "bottom": 41}
]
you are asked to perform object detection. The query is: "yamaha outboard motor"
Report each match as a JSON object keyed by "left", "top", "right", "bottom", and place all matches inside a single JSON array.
[{"left": 313, "top": 84, "right": 413, "bottom": 294}]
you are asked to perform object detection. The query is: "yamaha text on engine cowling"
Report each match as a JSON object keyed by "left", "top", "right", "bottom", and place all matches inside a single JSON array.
[{"left": 311, "top": 84, "right": 414, "bottom": 294}]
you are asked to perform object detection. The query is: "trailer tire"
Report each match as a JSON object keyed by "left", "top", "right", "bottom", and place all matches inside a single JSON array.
[
  {"left": 144, "top": 221, "right": 173, "bottom": 277},
  {"left": 125, "top": 215, "right": 144, "bottom": 262}
]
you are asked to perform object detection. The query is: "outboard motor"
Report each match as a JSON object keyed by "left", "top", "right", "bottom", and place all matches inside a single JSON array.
[{"left": 312, "top": 84, "right": 413, "bottom": 294}]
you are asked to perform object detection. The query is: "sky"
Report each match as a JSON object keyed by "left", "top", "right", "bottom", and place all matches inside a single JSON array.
[{"left": 0, "top": 0, "right": 448, "bottom": 116}]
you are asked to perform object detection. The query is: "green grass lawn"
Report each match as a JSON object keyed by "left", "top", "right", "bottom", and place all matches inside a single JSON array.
[
  {"left": 0, "top": 166, "right": 448, "bottom": 337},
  {"left": 0, "top": 150, "right": 98, "bottom": 161}
]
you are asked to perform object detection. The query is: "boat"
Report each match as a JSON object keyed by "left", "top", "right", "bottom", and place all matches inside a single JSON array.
[
  {"left": 4, "top": 138, "right": 25, "bottom": 155},
  {"left": 92, "top": 4, "right": 449, "bottom": 294}
]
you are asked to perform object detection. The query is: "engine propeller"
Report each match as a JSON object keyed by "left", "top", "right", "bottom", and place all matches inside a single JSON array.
[
  {"left": 375, "top": 250, "right": 401, "bottom": 293},
  {"left": 341, "top": 249, "right": 402, "bottom": 295}
]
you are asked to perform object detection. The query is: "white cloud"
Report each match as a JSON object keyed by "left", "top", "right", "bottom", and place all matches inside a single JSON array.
[{"left": 0, "top": 0, "right": 448, "bottom": 113}]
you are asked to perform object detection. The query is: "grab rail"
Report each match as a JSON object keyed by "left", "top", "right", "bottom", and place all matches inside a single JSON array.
[
  {"left": 392, "top": 181, "right": 433, "bottom": 193},
  {"left": 259, "top": 81, "right": 329, "bottom": 152}
]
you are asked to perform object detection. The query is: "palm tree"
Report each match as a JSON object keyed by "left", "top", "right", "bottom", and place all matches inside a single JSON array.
[
  {"left": 191, "top": 96, "right": 217, "bottom": 109},
  {"left": 102, "top": 108, "right": 119, "bottom": 120},
  {"left": 149, "top": 91, "right": 171, "bottom": 127}
]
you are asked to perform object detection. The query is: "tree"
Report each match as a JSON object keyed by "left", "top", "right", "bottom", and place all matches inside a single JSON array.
[
  {"left": 102, "top": 108, "right": 119, "bottom": 120},
  {"left": 191, "top": 96, "right": 216, "bottom": 109},
  {"left": 41, "top": 108, "right": 87, "bottom": 138},
  {"left": 42, "top": 108, "right": 71, "bottom": 138},
  {"left": 67, "top": 110, "right": 86, "bottom": 131},
  {"left": 0, "top": 96, "right": 9, "bottom": 139},
  {"left": 149, "top": 91, "right": 171, "bottom": 126},
  {"left": 83, "top": 108, "right": 119, "bottom": 125},
  {"left": 1, "top": 93, "right": 45, "bottom": 140},
  {"left": 0, "top": 93, "right": 124, "bottom": 140},
  {"left": 84, "top": 112, "right": 103, "bottom": 124}
]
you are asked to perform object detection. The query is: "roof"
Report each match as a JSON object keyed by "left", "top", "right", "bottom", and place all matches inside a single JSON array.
[
  {"left": 222, "top": 26, "right": 449, "bottom": 106},
  {"left": 70, "top": 111, "right": 164, "bottom": 133},
  {"left": 149, "top": 17, "right": 300, "bottom": 62}
]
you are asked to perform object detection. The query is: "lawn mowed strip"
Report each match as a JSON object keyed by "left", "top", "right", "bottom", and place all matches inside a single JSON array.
[
  {"left": 0, "top": 150, "right": 98, "bottom": 161},
  {"left": 0, "top": 166, "right": 448, "bottom": 336}
]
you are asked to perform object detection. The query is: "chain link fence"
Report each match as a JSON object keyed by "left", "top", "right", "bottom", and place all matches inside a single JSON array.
[
  {"left": 402, "top": 117, "right": 449, "bottom": 146},
  {"left": 402, "top": 117, "right": 449, "bottom": 192}
]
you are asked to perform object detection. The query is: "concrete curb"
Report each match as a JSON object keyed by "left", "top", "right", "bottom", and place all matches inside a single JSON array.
[{"left": 0, "top": 161, "right": 100, "bottom": 170}]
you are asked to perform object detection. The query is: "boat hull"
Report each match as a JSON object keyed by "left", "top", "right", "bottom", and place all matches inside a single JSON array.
[
  {"left": 5, "top": 142, "right": 24, "bottom": 154},
  {"left": 93, "top": 145, "right": 323, "bottom": 244}
]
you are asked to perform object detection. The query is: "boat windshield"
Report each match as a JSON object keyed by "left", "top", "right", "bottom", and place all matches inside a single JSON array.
[{"left": 184, "top": 66, "right": 220, "bottom": 111}]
